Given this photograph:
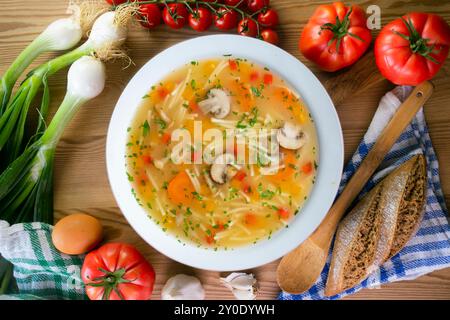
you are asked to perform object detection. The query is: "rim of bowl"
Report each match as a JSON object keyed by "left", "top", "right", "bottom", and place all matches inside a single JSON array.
[{"left": 106, "top": 34, "right": 344, "bottom": 271}]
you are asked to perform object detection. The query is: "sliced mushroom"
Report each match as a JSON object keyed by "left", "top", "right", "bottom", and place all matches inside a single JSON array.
[
  {"left": 276, "top": 121, "right": 307, "bottom": 150},
  {"left": 210, "top": 153, "right": 237, "bottom": 184},
  {"left": 198, "top": 88, "right": 230, "bottom": 119}
]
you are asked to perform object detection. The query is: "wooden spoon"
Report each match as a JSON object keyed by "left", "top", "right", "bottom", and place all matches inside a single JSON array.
[{"left": 277, "top": 81, "right": 434, "bottom": 294}]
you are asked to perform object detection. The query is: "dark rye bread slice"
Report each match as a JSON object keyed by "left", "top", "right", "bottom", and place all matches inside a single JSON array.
[
  {"left": 388, "top": 155, "right": 426, "bottom": 258},
  {"left": 324, "top": 184, "right": 385, "bottom": 296},
  {"left": 324, "top": 155, "right": 427, "bottom": 296}
]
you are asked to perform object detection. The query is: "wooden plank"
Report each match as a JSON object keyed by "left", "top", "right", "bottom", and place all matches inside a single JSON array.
[{"left": 1, "top": 0, "right": 449, "bottom": 300}]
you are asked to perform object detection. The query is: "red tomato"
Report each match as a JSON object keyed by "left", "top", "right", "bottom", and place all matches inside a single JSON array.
[
  {"left": 138, "top": 4, "right": 161, "bottom": 29},
  {"left": 189, "top": 7, "right": 213, "bottom": 32},
  {"left": 258, "top": 8, "right": 278, "bottom": 28},
  {"left": 375, "top": 12, "right": 450, "bottom": 85},
  {"left": 247, "top": 0, "right": 269, "bottom": 13},
  {"left": 224, "top": 0, "right": 246, "bottom": 7},
  {"left": 81, "top": 243, "right": 155, "bottom": 300},
  {"left": 238, "top": 18, "right": 258, "bottom": 37},
  {"left": 299, "top": 2, "right": 372, "bottom": 72},
  {"left": 214, "top": 8, "right": 239, "bottom": 30},
  {"left": 162, "top": 3, "right": 188, "bottom": 29},
  {"left": 261, "top": 28, "right": 279, "bottom": 44}
]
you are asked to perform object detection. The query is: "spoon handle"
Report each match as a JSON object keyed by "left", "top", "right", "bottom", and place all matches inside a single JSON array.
[{"left": 312, "top": 81, "right": 434, "bottom": 247}]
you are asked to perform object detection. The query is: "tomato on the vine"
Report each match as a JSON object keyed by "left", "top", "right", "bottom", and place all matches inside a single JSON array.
[
  {"left": 81, "top": 243, "right": 155, "bottom": 300},
  {"left": 214, "top": 8, "right": 239, "bottom": 30},
  {"left": 261, "top": 28, "right": 279, "bottom": 44},
  {"left": 138, "top": 4, "right": 162, "bottom": 29},
  {"left": 224, "top": 0, "right": 246, "bottom": 7},
  {"left": 105, "top": 0, "right": 127, "bottom": 5},
  {"left": 238, "top": 18, "right": 258, "bottom": 37},
  {"left": 258, "top": 8, "right": 278, "bottom": 28},
  {"left": 162, "top": 3, "right": 189, "bottom": 29},
  {"left": 247, "top": 0, "right": 269, "bottom": 13},
  {"left": 189, "top": 7, "right": 213, "bottom": 32},
  {"left": 375, "top": 12, "right": 450, "bottom": 85}
]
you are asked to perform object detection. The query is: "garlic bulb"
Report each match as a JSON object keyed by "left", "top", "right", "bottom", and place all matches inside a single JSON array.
[
  {"left": 220, "top": 272, "right": 258, "bottom": 300},
  {"left": 161, "top": 274, "right": 205, "bottom": 300}
]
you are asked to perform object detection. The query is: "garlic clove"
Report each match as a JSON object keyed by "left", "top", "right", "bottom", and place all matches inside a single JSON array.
[
  {"left": 232, "top": 288, "right": 257, "bottom": 300},
  {"left": 220, "top": 272, "right": 258, "bottom": 300},
  {"left": 161, "top": 274, "right": 205, "bottom": 300}
]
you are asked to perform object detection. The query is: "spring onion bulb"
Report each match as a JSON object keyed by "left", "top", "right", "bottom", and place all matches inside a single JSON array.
[
  {"left": 0, "top": 56, "right": 106, "bottom": 225},
  {"left": 0, "top": 17, "right": 82, "bottom": 115},
  {"left": 0, "top": 10, "right": 129, "bottom": 167}
]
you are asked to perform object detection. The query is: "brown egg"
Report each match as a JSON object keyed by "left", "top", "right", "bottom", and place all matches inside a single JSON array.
[{"left": 52, "top": 213, "right": 103, "bottom": 255}]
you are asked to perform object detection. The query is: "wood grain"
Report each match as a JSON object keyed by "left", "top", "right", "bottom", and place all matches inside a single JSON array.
[{"left": 1, "top": 0, "right": 450, "bottom": 300}]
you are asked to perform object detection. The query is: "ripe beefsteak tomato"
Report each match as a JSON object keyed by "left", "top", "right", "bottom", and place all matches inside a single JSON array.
[
  {"left": 375, "top": 12, "right": 450, "bottom": 85},
  {"left": 81, "top": 243, "right": 155, "bottom": 300},
  {"left": 299, "top": 2, "right": 372, "bottom": 72}
]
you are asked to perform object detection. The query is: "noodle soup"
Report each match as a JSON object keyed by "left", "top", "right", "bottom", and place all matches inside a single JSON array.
[{"left": 126, "top": 57, "right": 318, "bottom": 249}]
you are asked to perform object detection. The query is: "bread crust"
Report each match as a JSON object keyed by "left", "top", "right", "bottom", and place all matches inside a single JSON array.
[{"left": 324, "top": 155, "right": 427, "bottom": 297}]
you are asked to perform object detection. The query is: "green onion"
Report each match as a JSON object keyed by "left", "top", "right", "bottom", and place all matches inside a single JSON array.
[
  {"left": 0, "top": 56, "right": 106, "bottom": 225},
  {"left": 0, "top": 17, "right": 83, "bottom": 115},
  {"left": 0, "top": 11, "right": 128, "bottom": 167}
]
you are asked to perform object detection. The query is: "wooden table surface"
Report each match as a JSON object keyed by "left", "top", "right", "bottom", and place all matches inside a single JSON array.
[{"left": 1, "top": 0, "right": 450, "bottom": 300}]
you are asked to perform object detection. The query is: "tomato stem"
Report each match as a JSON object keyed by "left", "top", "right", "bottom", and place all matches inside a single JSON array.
[
  {"left": 112, "top": 0, "right": 263, "bottom": 37},
  {"left": 319, "top": 7, "right": 364, "bottom": 54},
  {"left": 86, "top": 267, "right": 135, "bottom": 300},
  {"left": 393, "top": 17, "right": 440, "bottom": 64}
]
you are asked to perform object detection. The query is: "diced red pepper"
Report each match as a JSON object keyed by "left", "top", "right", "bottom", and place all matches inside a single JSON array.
[
  {"left": 157, "top": 86, "right": 169, "bottom": 99},
  {"left": 234, "top": 170, "right": 247, "bottom": 182},
  {"left": 189, "top": 100, "right": 199, "bottom": 112},
  {"left": 161, "top": 132, "right": 171, "bottom": 144},
  {"left": 278, "top": 207, "right": 290, "bottom": 219},
  {"left": 141, "top": 155, "right": 153, "bottom": 165},
  {"left": 242, "top": 183, "right": 252, "bottom": 194},
  {"left": 228, "top": 59, "right": 238, "bottom": 71},
  {"left": 250, "top": 71, "right": 259, "bottom": 82},
  {"left": 263, "top": 73, "right": 273, "bottom": 85},
  {"left": 191, "top": 151, "right": 201, "bottom": 163},
  {"left": 302, "top": 161, "right": 313, "bottom": 174},
  {"left": 205, "top": 230, "right": 215, "bottom": 245}
]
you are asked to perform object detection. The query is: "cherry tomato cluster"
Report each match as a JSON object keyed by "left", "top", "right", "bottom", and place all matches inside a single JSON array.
[{"left": 106, "top": 0, "right": 280, "bottom": 45}]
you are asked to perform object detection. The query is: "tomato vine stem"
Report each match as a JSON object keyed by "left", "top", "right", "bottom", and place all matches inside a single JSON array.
[{"left": 111, "top": 0, "right": 264, "bottom": 37}]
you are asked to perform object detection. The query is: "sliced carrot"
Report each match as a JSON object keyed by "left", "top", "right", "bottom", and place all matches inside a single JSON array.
[
  {"left": 244, "top": 213, "right": 258, "bottom": 226},
  {"left": 228, "top": 59, "right": 238, "bottom": 71},
  {"left": 167, "top": 171, "right": 195, "bottom": 205},
  {"left": 267, "top": 150, "right": 297, "bottom": 182},
  {"left": 302, "top": 161, "right": 313, "bottom": 174},
  {"left": 263, "top": 73, "right": 273, "bottom": 85}
]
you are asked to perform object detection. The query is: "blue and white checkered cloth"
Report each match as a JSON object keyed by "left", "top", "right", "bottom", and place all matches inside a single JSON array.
[{"left": 279, "top": 86, "right": 450, "bottom": 300}]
